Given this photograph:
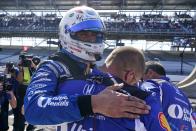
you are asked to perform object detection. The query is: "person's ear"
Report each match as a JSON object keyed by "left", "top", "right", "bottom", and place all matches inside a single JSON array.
[
  {"left": 129, "top": 71, "right": 135, "bottom": 80},
  {"left": 124, "top": 70, "right": 134, "bottom": 82}
]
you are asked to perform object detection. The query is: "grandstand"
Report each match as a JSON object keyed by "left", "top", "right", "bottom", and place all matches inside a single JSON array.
[
  {"left": 0, "top": 0, "right": 195, "bottom": 78},
  {"left": 0, "top": 11, "right": 196, "bottom": 40},
  {"left": 0, "top": 0, "right": 196, "bottom": 10},
  {"left": 0, "top": 0, "right": 196, "bottom": 39},
  {"left": 0, "top": 0, "right": 195, "bottom": 79}
]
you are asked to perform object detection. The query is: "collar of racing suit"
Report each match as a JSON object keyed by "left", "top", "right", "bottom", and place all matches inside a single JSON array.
[
  {"left": 60, "top": 49, "right": 90, "bottom": 75},
  {"left": 159, "top": 76, "right": 170, "bottom": 82}
]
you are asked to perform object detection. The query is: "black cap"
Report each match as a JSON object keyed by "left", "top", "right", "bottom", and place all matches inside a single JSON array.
[{"left": 32, "top": 56, "right": 41, "bottom": 66}]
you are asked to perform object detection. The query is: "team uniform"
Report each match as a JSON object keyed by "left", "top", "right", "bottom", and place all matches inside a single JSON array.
[
  {"left": 24, "top": 52, "right": 88, "bottom": 125},
  {"left": 140, "top": 77, "right": 193, "bottom": 131},
  {"left": 65, "top": 69, "right": 171, "bottom": 131},
  {"left": 24, "top": 51, "right": 171, "bottom": 131}
]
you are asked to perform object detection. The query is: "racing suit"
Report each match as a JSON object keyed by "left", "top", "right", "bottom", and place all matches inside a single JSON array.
[
  {"left": 24, "top": 50, "right": 171, "bottom": 130},
  {"left": 140, "top": 76, "right": 193, "bottom": 131},
  {"left": 24, "top": 51, "right": 96, "bottom": 125},
  {"left": 58, "top": 69, "right": 171, "bottom": 131}
]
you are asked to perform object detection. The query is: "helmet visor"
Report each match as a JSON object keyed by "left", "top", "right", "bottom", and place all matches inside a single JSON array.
[
  {"left": 66, "top": 19, "right": 105, "bottom": 33},
  {"left": 70, "top": 30, "right": 105, "bottom": 44}
]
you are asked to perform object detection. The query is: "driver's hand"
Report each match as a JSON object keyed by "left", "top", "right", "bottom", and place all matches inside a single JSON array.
[{"left": 92, "top": 83, "right": 151, "bottom": 119}]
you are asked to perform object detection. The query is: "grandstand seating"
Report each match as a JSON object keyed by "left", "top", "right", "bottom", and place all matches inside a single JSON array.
[{"left": 0, "top": 13, "right": 195, "bottom": 39}]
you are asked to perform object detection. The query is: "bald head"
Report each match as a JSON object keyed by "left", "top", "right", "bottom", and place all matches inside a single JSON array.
[{"left": 105, "top": 46, "right": 145, "bottom": 83}]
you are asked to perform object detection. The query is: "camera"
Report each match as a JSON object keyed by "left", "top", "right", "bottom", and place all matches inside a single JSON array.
[
  {"left": 32, "top": 56, "right": 41, "bottom": 66},
  {"left": 19, "top": 54, "right": 33, "bottom": 67},
  {"left": 0, "top": 74, "right": 13, "bottom": 92},
  {"left": 3, "top": 83, "right": 12, "bottom": 91},
  {"left": 6, "top": 62, "right": 15, "bottom": 73}
]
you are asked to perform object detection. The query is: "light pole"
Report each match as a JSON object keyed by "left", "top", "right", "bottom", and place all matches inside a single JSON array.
[{"left": 180, "top": 39, "right": 189, "bottom": 75}]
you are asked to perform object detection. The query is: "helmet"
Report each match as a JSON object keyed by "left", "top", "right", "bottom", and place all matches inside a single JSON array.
[{"left": 59, "top": 6, "right": 106, "bottom": 62}]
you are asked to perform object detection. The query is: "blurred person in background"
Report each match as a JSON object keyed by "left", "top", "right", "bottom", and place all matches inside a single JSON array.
[
  {"left": 24, "top": 6, "right": 150, "bottom": 129},
  {"left": 3, "top": 62, "right": 20, "bottom": 131},
  {"left": 0, "top": 73, "right": 17, "bottom": 131},
  {"left": 4, "top": 62, "right": 20, "bottom": 94},
  {"left": 21, "top": 56, "right": 41, "bottom": 131},
  {"left": 16, "top": 55, "right": 34, "bottom": 131},
  {"left": 140, "top": 61, "right": 194, "bottom": 131}
]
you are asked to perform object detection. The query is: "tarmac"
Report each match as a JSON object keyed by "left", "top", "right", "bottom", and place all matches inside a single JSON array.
[{"left": 7, "top": 108, "right": 43, "bottom": 131}]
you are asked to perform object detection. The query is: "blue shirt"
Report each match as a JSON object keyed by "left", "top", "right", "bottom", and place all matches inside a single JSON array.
[
  {"left": 58, "top": 69, "right": 171, "bottom": 131},
  {"left": 140, "top": 77, "right": 193, "bottom": 131}
]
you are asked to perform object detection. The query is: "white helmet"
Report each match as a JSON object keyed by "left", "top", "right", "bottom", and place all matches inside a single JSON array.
[{"left": 59, "top": 6, "right": 106, "bottom": 62}]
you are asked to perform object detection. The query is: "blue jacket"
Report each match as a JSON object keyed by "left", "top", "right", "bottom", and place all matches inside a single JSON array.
[
  {"left": 24, "top": 50, "right": 98, "bottom": 125},
  {"left": 140, "top": 77, "right": 193, "bottom": 131},
  {"left": 24, "top": 59, "right": 87, "bottom": 125},
  {"left": 58, "top": 69, "right": 171, "bottom": 131}
]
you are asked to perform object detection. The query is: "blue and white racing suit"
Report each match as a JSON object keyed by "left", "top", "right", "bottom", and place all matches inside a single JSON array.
[
  {"left": 140, "top": 77, "right": 193, "bottom": 131},
  {"left": 24, "top": 51, "right": 95, "bottom": 125},
  {"left": 24, "top": 51, "right": 170, "bottom": 130},
  {"left": 57, "top": 69, "right": 171, "bottom": 131}
]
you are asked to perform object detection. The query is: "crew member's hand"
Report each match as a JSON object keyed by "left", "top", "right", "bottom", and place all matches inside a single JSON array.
[{"left": 91, "top": 83, "right": 151, "bottom": 119}]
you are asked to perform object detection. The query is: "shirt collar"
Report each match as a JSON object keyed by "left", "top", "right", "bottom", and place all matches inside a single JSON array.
[{"left": 160, "top": 76, "right": 170, "bottom": 82}]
